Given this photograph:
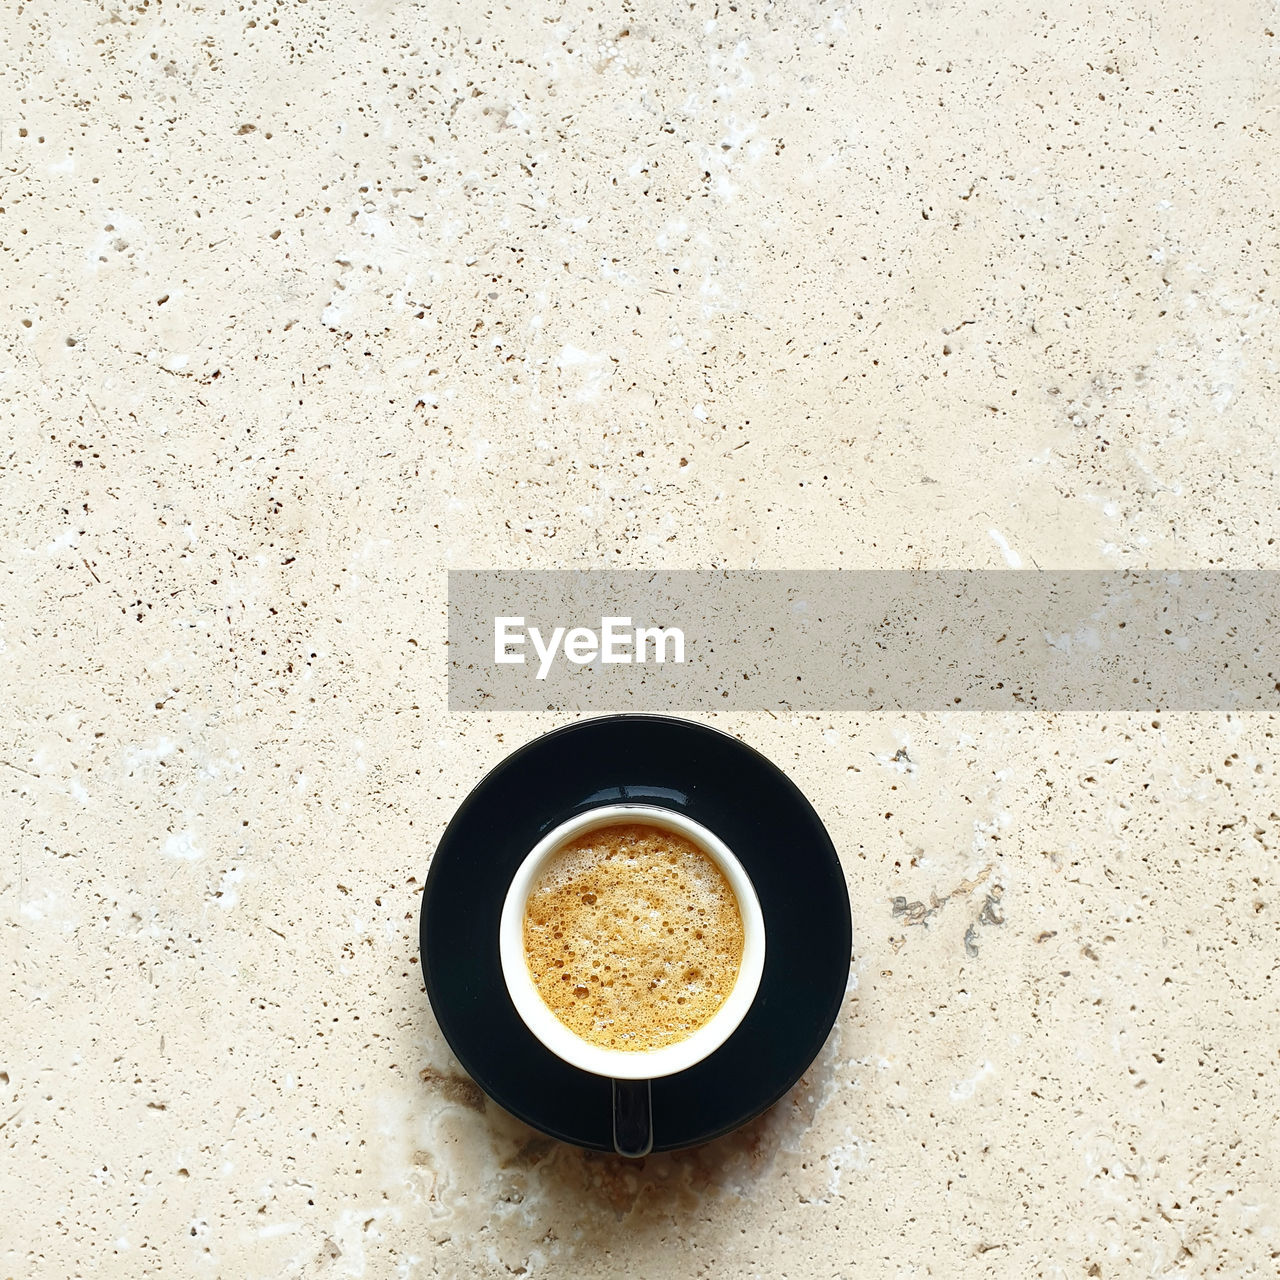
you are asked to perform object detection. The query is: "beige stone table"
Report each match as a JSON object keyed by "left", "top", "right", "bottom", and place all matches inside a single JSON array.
[{"left": 3, "top": 0, "right": 1277, "bottom": 1276}]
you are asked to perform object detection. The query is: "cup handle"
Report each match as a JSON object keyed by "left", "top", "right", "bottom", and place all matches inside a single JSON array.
[{"left": 611, "top": 1078, "right": 653, "bottom": 1158}]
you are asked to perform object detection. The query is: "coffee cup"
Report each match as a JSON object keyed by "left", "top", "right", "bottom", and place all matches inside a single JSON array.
[{"left": 498, "top": 803, "right": 766, "bottom": 1156}]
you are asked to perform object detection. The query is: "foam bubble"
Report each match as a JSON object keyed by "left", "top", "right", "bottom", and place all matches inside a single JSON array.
[{"left": 523, "top": 823, "right": 744, "bottom": 1051}]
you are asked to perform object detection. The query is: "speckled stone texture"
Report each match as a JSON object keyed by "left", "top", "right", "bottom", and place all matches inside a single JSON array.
[{"left": 3, "top": 0, "right": 1278, "bottom": 1276}]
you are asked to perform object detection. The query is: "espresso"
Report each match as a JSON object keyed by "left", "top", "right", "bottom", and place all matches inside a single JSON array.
[{"left": 522, "top": 822, "right": 744, "bottom": 1051}]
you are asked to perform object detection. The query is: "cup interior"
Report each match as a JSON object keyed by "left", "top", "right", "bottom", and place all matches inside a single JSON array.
[{"left": 499, "top": 803, "right": 766, "bottom": 1080}]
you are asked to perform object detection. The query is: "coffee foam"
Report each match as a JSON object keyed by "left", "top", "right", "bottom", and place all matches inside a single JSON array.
[{"left": 522, "top": 822, "right": 744, "bottom": 1052}]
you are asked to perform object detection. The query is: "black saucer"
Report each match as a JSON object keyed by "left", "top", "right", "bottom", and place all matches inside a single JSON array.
[{"left": 419, "top": 715, "right": 851, "bottom": 1153}]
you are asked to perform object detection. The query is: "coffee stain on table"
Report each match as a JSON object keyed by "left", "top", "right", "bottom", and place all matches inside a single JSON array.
[{"left": 419, "top": 1067, "right": 486, "bottom": 1112}]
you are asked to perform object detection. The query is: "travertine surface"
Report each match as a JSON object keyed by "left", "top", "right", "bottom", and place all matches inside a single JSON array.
[{"left": 3, "top": 1, "right": 1278, "bottom": 1276}]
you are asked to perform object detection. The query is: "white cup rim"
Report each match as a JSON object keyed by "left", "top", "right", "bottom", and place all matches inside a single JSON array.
[{"left": 498, "top": 804, "right": 766, "bottom": 1079}]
